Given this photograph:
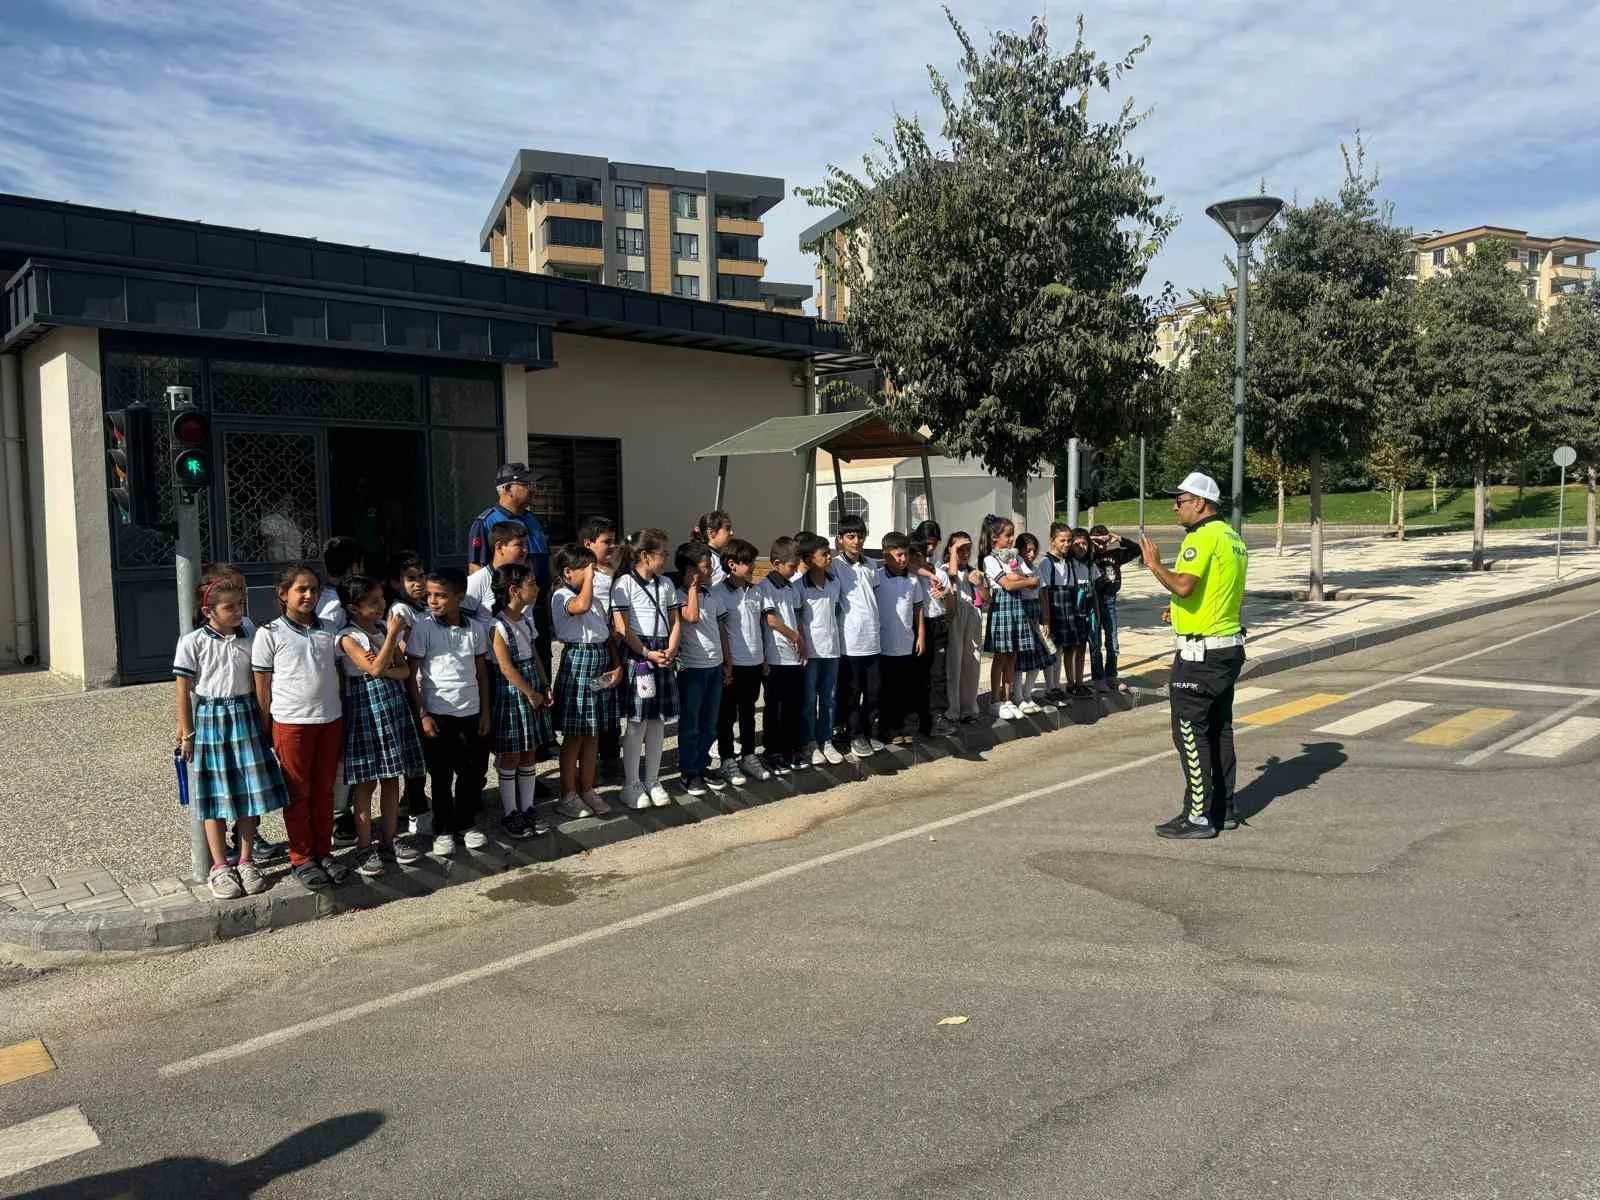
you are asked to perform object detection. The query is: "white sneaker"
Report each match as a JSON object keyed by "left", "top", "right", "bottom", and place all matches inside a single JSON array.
[
  {"left": 703, "top": 770, "right": 728, "bottom": 791},
  {"left": 623, "top": 784, "right": 651, "bottom": 810},
  {"left": 648, "top": 782, "right": 673, "bottom": 807},
  {"left": 822, "top": 743, "right": 845, "bottom": 766},
  {"left": 850, "top": 737, "right": 874, "bottom": 757},
  {"left": 868, "top": 737, "right": 888, "bottom": 753},
  {"left": 721, "top": 760, "right": 748, "bottom": 787},
  {"left": 555, "top": 793, "right": 591, "bottom": 820},
  {"left": 462, "top": 828, "right": 488, "bottom": 850},
  {"left": 683, "top": 775, "right": 708, "bottom": 798},
  {"left": 582, "top": 791, "right": 611, "bottom": 815},
  {"left": 998, "top": 702, "right": 1021, "bottom": 720},
  {"left": 431, "top": 834, "right": 455, "bottom": 856},
  {"left": 1019, "top": 700, "right": 1044, "bottom": 715},
  {"left": 810, "top": 745, "right": 827, "bottom": 767},
  {"left": 741, "top": 754, "right": 773, "bottom": 782}
]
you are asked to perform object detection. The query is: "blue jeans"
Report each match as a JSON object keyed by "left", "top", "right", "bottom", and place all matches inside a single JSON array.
[
  {"left": 1091, "top": 594, "right": 1121, "bottom": 680},
  {"left": 805, "top": 657, "right": 840, "bottom": 748},
  {"left": 676, "top": 666, "right": 723, "bottom": 777}
]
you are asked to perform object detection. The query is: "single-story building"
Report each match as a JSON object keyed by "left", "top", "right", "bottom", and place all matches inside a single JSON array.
[
  {"left": 817, "top": 453, "right": 1056, "bottom": 542},
  {"left": 0, "top": 194, "right": 866, "bottom": 686}
]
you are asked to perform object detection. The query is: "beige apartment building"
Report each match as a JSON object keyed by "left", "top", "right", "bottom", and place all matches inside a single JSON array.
[
  {"left": 1410, "top": 225, "right": 1597, "bottom": 316},
  {"left": 479, "top": 149, "right": 810, "bottom": 315}
]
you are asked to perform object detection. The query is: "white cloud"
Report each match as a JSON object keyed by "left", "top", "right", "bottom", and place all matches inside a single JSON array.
[{"left": 2, "top": 0, "right": 1597, "bottom": 310}]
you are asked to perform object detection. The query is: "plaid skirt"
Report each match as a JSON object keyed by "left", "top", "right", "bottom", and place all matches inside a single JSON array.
[
  {"left": 192, "top": 694, "right": 289, "bottom": 822},
  {"left": 983, "top": 586, "right": 1033, "bottom": 654},
  {"left": 493, "top": 656, "right": 557, "bottom": 754},
  {"left": 343, "top": 675, "right": 425, "bottom": 785},
  {"left": 552, "top": 642, "right": 620, "bottom": 736},
  {"left": 1047, "top": 585, "right": 1089, "bottom": 647},
  {"left": 626, "top": 634, "right": 679, "bottom": 723}
]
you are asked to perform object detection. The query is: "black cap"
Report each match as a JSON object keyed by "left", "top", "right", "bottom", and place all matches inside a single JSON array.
[{"left": 495, "top": 462, "right": 534, "bottom": 487}]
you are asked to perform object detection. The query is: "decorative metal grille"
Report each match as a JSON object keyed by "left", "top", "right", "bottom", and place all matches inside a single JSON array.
[
  {"left": 429, "top": 376, "right": 497, "bottom": 427},
  {"left": 223, "top": 431, "right": 322, "bottom": 564},
  {"left": 102, "top": 351, "right": 212, "bottom": 567},
  {"left": 827, "top": 491, "right": 870, "bottom": 537},
  {"left": 431, "top": 430, "right": 499, "bottom": 560},
  {"left": 210, "top": 360, "right": 421, "bottom": 422}
]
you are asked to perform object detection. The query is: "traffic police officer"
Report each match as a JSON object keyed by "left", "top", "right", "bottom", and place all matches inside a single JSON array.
[{"left": 1140, "top": 471, "right": 1249, "bottom": 840}]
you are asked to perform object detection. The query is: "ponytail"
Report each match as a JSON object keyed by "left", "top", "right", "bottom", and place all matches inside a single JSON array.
[
  {"left": 692, "top": 509, "right": 731, "bottom": 543},
  {"left": 616, "top": 528, "right": 670, "bottom": 578},
  {"left": 490, "top": 562, "right": 533, "bottom": 615}
]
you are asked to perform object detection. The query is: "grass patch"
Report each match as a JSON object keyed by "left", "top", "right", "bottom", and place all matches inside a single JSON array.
[{"left": 1085, "top": 484, "right": 1594, "bottom": 529}]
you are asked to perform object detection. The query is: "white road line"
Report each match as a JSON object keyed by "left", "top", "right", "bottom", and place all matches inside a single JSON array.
[
  {"left": 1411, "top": 675, "right": 1600, "bottom": 698},
  {"left": 1232, "top": 686, "right": 1282, "bottom": 705},
  {"left": 1458, "top": 694, "right": 1600, "bottom": 767},
  {"left": 1506, "top": 716, "right": 1600, "bottom": 759},
  {"left": 159, "top": 600, "right": 1600, "bottom": 1080},
  {"left": 0, "top": 1106, "right": 100, "bottom": 1183},
  {"left": 1313, "top": 700, "right": 1433, "bottom": 736}
]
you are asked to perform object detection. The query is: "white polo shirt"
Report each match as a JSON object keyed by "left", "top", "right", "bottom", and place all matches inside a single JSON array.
[
  {"left": 798, "top": 572, "right": 845, "bottom": 660},
  {"left": 836, "top": 553, "right": 881, "bottom": 657},
  {"left": 721, "top": 582, "right": 766, "bottom": 667},
  {"left": 464, "top": 566, "right": 496, "bottom": 615},
  {"left": 252, "top": 615, "right": 342, "bottom": 724},
  {"left": 874, "top": 571, "right": 927, "bottom": 658},
  {"left": 173, "top": 625, "right": 255, "bottom": 699},
  {"left": 316, "top": 586, "right": 344, "bottom": 633},
  {"left": 758, "top": 572, "right": 804, "bottom": 667},
  {"left": 551, "top": 586, "right": 611, "bottom": 645},
  {"left": 337, "top": 623, "right": 387, "bottom": 680},
  {"left": 676, "top": 584, "right": 726, "bottom": 670},
  {"left": 611, "top": 572, "right": 679, "bottom": 640},
  {"left": 406, "top": 612, "right": 488, "bottom": 717},
  {"left": 388, "top": 599, "right": 424, "bottom": 631},
  {"left": 984, "top": 552, "right": 1037, "bottom": 596}
]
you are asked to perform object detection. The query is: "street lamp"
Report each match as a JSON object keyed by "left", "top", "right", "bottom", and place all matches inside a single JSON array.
[{"left": 1206, "top": 195, "right": 1284, "bottom": 533}]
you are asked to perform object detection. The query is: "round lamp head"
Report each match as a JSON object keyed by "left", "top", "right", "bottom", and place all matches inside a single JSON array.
[{"left": 1205, "top": 196, "right": 1285, "bottom": 244}]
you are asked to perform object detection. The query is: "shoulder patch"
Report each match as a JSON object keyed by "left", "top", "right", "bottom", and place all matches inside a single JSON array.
[{"left": 1182, "top": 547, "right": 1198, "bottom": 561}]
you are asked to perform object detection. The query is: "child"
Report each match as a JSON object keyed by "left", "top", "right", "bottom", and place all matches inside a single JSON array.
[
  {"left": 405, "top": 568, "right": 491, "bottom": 855},
  {"left": 252, "top": 563, "right": 350, "bottom": 889},
  {"left": 674, "top": 541, "right": 728, "bottom": 796},
  {"left": 937, "top": 531, "right": 987, "bottom": 724},
  {"left": 1042, "top": 525, "right": 1101, "bottom": 698},
  {"left": 385, "top": 549, "right": 431, "bottom": 838},
  {"left": 912, "top": 520, "right": 942, "bottom": 566},
  {"left": 692, "top": 510, "right": 735, "bottom": 586},
  {"left": 796, "top": 531, "right": 846, "bottom": 766},
  {"left": 758, "top": 536, "right": 807, "bottom": 774},
  {"left": 175, "top": 576, "right": 288, "bottom": 899},
  {"left": 317, "top": 536, "right": 365, "bottom": 630},
  {"left": 909, "top": 545, "right": 955, "bottom": 737},
  {"left": 716, "top": 537, "right": 771, "bottom": 784},
  {"left": 611, "top": 529, "right": 682, "bottom": 809},
  {"left": 580, "top": 516, "right": 624, "bottom": 785},
  {"left": 1012, "top": 532, "right": 1057, "bottom": 713},
  {"left": 979, "top": 516, "right": 1035, "bottom": 722},
  {"left": 834, "top": 513, "right": 883, "bottom": 757},
  {"left": 1089, "top": 524, "right": 1141, "bottom": 692},
  {"left": 467, "top": 523, "right": 527, "bottom": 616},
  {"left": 336, "top": 575, "right": 425, "bottom": 875},
  {"left": 550, "top": 545, "right": 622, "bottom": 820},
  {"left": 873, "top": 532, "right": 927, "bottom": 743},
  {"left": 487, "top": 563, "right": 555, "bottom": 838}
]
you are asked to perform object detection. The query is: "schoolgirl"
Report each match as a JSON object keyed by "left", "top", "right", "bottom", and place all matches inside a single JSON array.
[
  {"left": 979, "top": 516, "right": 1036, "bottom": 722},
  {"left": 691, "top": 510, "right": 735, "bottom": 586},
  {"left": 175, "top": 576, "right": 288, "bottom": 899},
  {"left": 336, "top": 575, "right": 425, "bottom": 876},
  {"left": 1012, "top": 532, "right": 1058, "bottom": 712},
  {"left": 1042, "top": 525, "right": 1102, "bottom": 697},
  {"left": 252, "top": 563, "right": 350, "bottom": 889},
  {"left": 937, "top": 531, "right": 987, "bottom": 724},
  {"left": 579, "top": 516, "right": 624, "bottom": 784},
  {"left": 610, "top": 528, "right": 682, "bottom": 809},
  {"left": 487, "top": 562, "right": 556, "bottom": 838},
  {"left": 550, "top": 545, "right": 622, "bottom": 820},
  {"left": 384, "top": 549, "right": 431, "bottom": 836}
]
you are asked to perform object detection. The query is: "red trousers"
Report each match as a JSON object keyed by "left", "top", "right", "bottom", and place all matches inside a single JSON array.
[{"left": 273, "top": 719, "right": 343, "bottom": 865}]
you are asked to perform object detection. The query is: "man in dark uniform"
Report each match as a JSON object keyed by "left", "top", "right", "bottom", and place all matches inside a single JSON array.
[
  {"left": 1140, "top": 472, "right": 1249, "bottom": 841},
  {"left": 467, "top": 462, "right": 552, "bottom": 676}
]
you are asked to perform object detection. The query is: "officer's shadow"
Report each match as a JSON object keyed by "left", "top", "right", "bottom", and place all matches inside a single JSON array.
[{"left": 1232, "top": 740, "right": 1347, "bottom": 823}]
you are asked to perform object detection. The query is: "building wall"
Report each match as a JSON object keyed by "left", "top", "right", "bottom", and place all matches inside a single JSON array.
[
  {"left": 646, "top": 186, "right": 671, "bottom": 295},
  {"left": 0, "top": 352, "right": 17, "bottom": 664},
  {"left": 526, "top": 333, "right": 806, "bottom": 543}
]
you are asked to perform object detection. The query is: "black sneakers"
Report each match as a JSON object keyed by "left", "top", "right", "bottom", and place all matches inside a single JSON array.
[{"left": 1157, "top": 817, "right": 1219, "bottom": 841}]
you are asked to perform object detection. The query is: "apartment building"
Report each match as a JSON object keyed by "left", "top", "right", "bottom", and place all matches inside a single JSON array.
[
  {"left": 1411, "top": 225, "right": 1597, "bottom": 317},
  {"left": 1152, "top": 295, "right": 1228, "bottom": 371},
  {"left": 480, "top": 149, "right": 810, "bottom": 314}
]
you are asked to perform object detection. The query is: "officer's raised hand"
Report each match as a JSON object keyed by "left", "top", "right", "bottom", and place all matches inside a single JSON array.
[{"left": 1139, "top": 535, "right": 1162, "bottom": 570}]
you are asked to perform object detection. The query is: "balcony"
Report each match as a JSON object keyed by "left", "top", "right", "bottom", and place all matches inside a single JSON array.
[
  {"left": 541, "top": 200, "right": 603, "bottom": 221},
  {"left": 716, "top": 216, "right": 765, "bottom": 238},
  {"left": 717, "top": 256, "right": 765, "bottom": 277},
  {"left": 1552, "top": 262, "right": 1595, "bottom": 284}
]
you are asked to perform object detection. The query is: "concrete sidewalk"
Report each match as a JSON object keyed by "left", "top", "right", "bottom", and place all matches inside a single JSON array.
[{"left": 1, "top": 527, "right": 1595, "bottom": 951}]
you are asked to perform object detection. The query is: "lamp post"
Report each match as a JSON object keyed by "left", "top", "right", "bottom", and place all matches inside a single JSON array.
[{"left": 1205, "top": 196, "right": 1284, "bottom": 533}]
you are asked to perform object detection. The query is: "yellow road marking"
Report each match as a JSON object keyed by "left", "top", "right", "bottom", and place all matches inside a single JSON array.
[
  {"left": 1238, "top": 693, "right": 1346, "bottom": 726},
  {"left": 0, "top": 1039, "right": 54, "bottom": 1087},
  {"left": 1407, "top": 707, "right": 1518, "bottom": 748}
]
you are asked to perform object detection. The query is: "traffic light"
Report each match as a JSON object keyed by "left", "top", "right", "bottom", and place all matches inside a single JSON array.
[
  {"left": 105, "top": 405, "right": 159, "bottom": 526},
  {"left": 1078, "top": 444, "right": 1104, "bottom": 510},
  {"left": 169, "top": 400, "right": 213, "bottom": 492}
]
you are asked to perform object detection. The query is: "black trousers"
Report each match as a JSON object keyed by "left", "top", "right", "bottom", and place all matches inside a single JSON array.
[
  {"left": 1168, "top": 646, "right": 1243, "bottom": 826},
  {"left": 763, "top": 664, "right": 806, "bottom": 758},
  {"left": 718, "top": 664, "right": 765, "bottom": 761},
  {"left": 422, "top": 713, "right": 489, "bottom": 835},
  {"left": 919, "top": 615, "right": 949, "bottom": 733},
  {"left": 877, "top": 654, "right": 921, "bottom": 740},
  {"left": 835, "top": 653, "right": 880, "bottom": 743}
]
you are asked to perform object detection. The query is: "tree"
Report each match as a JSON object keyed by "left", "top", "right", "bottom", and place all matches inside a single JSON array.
[
  {"left": 1245, "top": 446, "right": 1309, "bottom": 555},
  {"left": 1415, "top": 237, "right": 1545, "bottom": 569},
  {"left": 1541, "top": 288, "right": 1600, "bottom": 546},
  {"left": 1247, "top": 140, "right": 1416, "bottom": 598},
  {"left": 798, "top": 11, "right": 1175, "bottom": 487}
]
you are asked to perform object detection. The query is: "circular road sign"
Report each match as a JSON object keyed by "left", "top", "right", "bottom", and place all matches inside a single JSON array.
[{"left": 1554, "top": 445, "right": 1577, "bottom": 468}]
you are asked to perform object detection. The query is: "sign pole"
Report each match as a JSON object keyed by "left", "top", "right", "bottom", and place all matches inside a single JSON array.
[
  {"left": 1554, "top": 446, "right": 1577, "bottom": 581},
  {"left": 168, "top": 385, "right": 208, "bottom": 882},
  {"left": 1137, "top": 436, "right": 1146, "bottom": 537},
  {"left": 1065, "top": 437, "right": 1080, "bottom": 528}
]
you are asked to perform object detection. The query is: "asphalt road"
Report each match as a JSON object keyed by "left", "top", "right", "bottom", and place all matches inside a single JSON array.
[{"left": 7, "top": 585, "right": 1600, "bottom": 1198}]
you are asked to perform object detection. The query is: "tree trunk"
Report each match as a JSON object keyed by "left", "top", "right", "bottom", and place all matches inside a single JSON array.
[
  {"left": 1431, "top": 473, "right": 1438, "bottom": 513},
  {"left": 1587, "top": 467, "right": 1596, "bottom": 549},
  {"left": 1308, "top": 450, "right": 1325, "bottom": 601},
  {"left": 1397, "top": 484, "right": 1406, "bottom": 542},
  {"left": 1386, "top": 487, "right": 1395, "bottom": 527},
  {"left": 1472, "top": 465, "right": 1486, "bottom": 571},
  {"left": 1275, "top": 476, "right": 1285, "bottom": 557}
]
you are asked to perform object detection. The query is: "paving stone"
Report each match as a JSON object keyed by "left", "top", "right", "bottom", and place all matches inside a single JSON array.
[
  {"left": 18, "top": 883, "right": 91, "bottom": 908},
  {"left": 136, "top": 891, "right": 205, "bottom": 911},
  {"left": 36, "top": 917, "right": 98, "bottom": 952},
  {"left": 154, "top": 906, "right": 218, "bottom": 948},
  {"left": 49, "top": 867, "right": 118, "bottom": 889},
  {"left": 94, "top": 912, "right": 157, "bottom": 952},
  {"left": 84, "top": 875, "right": 124, "bottom": 895},
  {"left": 121, "top": 882, "right": 160, "bottom": 905},
  {"left": 17, "top": 875, "right": 54, "bottom": 897},
  {"left": 64, "top": 893, "right": 133, "bottom": 914},
  {"left": 150, "top": 877, "right": 189, "bottom": 897},
  {"left": 0, "top": 883, "right": 24, "bottom": 901}
]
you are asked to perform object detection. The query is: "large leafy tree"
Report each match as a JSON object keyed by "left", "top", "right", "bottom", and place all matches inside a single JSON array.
[
  {"left": 1248, "top": 141, "right": 1416, "bottom": 599},
  {"left": 1541, "top": 288, "right": 1600, "bottom": 545},
  {"left": 798, "top": 11, "right": 1175, "bottom": 487},
  {"left": 1415, "top": 237, "right": 1545, "bottom": 568}
]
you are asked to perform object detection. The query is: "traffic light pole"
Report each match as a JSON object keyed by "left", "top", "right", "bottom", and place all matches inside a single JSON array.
[
  {"left": 167, "top": 385, "right": 209, "bottom": 880},
  {"left": 1065, "top": 438, "right": 1079, "bottom": 528}
]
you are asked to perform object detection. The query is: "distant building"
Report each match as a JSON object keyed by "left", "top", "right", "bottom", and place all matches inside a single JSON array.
[
  {"left": 1152, "top": 294, "right": 1229, "bottom": 371},
  {"left": 1410, "top": 225, "right": 1596, "bottom": 317},
  {"left": 479, "top": 149, "right": 810, "bottom": 314}
]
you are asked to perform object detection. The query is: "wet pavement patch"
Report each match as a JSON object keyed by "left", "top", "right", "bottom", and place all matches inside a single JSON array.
[{"left": 483, "top": 871, "right": 622, "bottom": 906}]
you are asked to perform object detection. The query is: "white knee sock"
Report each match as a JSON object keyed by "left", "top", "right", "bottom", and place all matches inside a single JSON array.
[
  {"left": 1045, "top": 660, "right": 1061, "bottom": 690},
  {"left": 496, "top": 767, "right": 517, "bottom": 816},
  {"left": 643, "top": 720, "right": 665, "bottom": 785},
  {"left": 1019, "top": 670, "right": 1038, "bottom": 700},
  {"left": 622, "top": 722, "right": 644, "bottom": 787},
  {"left": 516, "top": 765, "right": 538, "bottom": 812}
]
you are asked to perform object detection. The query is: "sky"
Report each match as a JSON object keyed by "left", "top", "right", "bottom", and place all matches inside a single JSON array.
[{"left": 2, "top": 0, "right": 1597, "bottom": 313}]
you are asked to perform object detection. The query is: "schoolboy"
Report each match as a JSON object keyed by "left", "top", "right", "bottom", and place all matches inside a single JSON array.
[
  {"left": 716, "top": 538, "right": 772, "bottom": 784},
  {"left": 833, "top": 513, "right": 883, "bottom": 757},
  {"left": 758, "top": 536, "right": 807, "bottom": 774},
  {"left": 465, "top": 524, "right": 527, "bottom": 615},
  {"left": 873, "top": 532, "right": 927, "bottom": 743}
]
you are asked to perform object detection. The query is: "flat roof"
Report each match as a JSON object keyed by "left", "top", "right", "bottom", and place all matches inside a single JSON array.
[
  {"left": 1412, "top": 225, "right": 1600, "bottom": 252},
  {"left": 692, "top": 410, "right": 940, "bottom": 463},
  {"left": 797, "top": 205, "right": 857, "bottom": 250}
]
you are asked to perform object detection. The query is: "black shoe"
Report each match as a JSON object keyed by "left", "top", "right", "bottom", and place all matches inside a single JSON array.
[
  {"left": 1154, "top": 811, "right": 1190, "bottom": 833},
  {"left": 1156, "top": 818, "right": 1219, "bottom": 841},
  {"left": 332, "top": 813, "right": 358, "bottom": 847},
  {"left": 1222, "top": 809, "right": 1243, "bottom": 831},
  {"left": 251, "top": 835, "right": 287, "bottom": 865}
]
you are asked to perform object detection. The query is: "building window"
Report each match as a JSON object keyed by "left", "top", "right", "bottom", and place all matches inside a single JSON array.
[
  {"left": 538, "top": 176, "right": 600, "bottom": 205},
  {"left": 672, "top": 191, "right": 700, "bottom": 219},
  {"left": 1527, "top": 249, "right": 1541, "bottom": 270},
  {"left": 616, "top": 227, "right": 645, "bottom": 256},
  {"left": 615, "top": 185, "right": 643, "bottom": 212},
  {"left": 671, "top": 233, "right": 700, "bottom": 261},
  {"left": 827, "top": 490, "right": 870, "bottom": 537},
  {"left": 716, "top": 199, "right": 755, "bottom": 221},
  {"left": 672, "top": 274, "right": 701, "bottom": 300},
  {"left": 543, "top": 217, "right": 602, "bottom": 248},
  {"left": 525, "top": 434, "right": 623, "bottom": 546},
  {"left": 718, "top": 233, "right": 761, "bottom": 262},
  {"left": 1527, "top": 280, "right": 1540, "bottom": 299},
  {"left": 717, "top": 274, "right": 761, "bottom": 301},
  {"left": 1431, "top": 248, "right": 1446, "bottom": 267},
  {"left": 615, "top": 270, "right": 644, "bottom": 290}
]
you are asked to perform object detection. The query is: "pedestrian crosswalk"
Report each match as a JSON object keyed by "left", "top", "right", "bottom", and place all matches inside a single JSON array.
[
  {"left": 1507, "top": 716, "right": 1600, "bottom": 759},
  {"left": 1313, "top": 700, "right": 1433, "bottom": 737}
]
